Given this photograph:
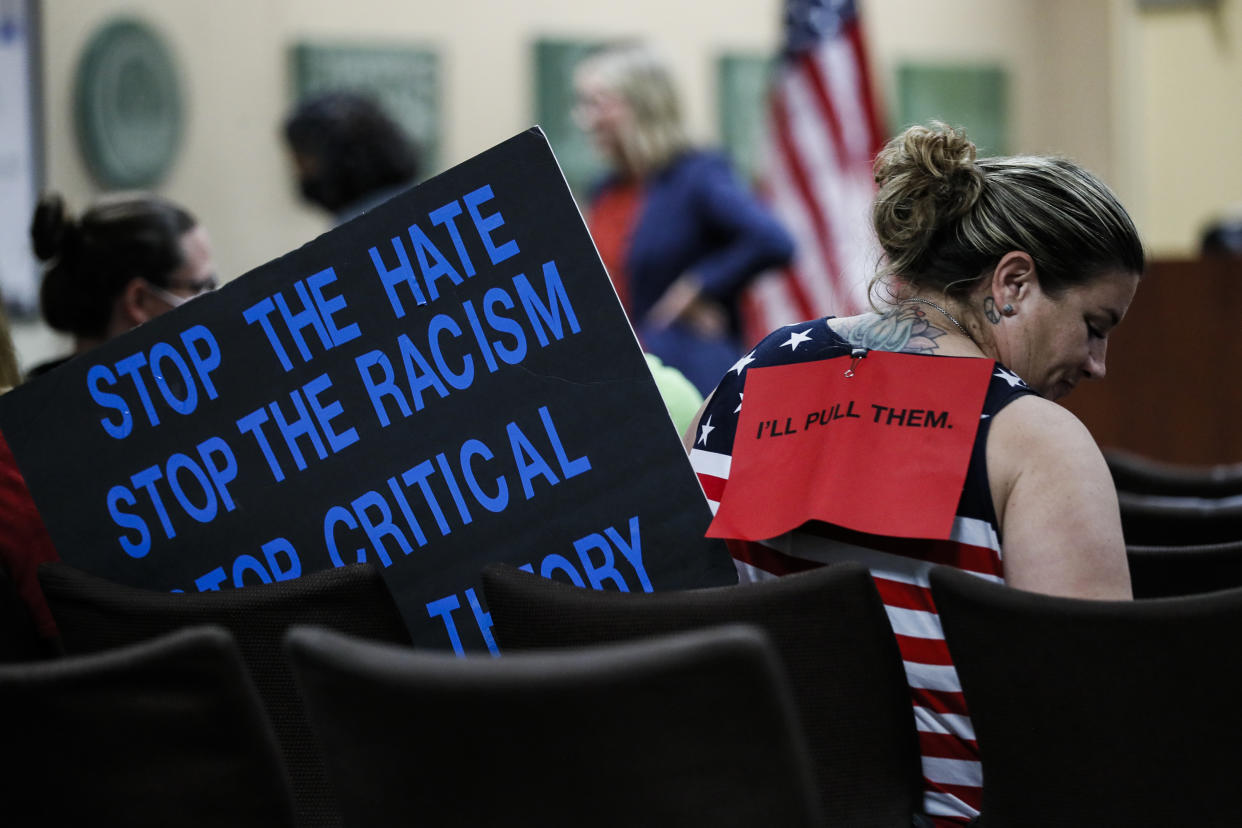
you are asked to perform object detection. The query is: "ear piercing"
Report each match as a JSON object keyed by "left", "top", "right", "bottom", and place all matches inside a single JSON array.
[{"left": 1001, "top": 304, "right": 1016, "bottom": 316}]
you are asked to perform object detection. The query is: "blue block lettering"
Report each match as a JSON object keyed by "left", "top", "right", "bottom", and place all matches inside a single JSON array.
[
  {"left": 398, "top": 333, "right": 450, "bottom": 411},
  {"left": 514, "top": 261, "right": 581, "bottom": 347},
  {"left": 232, "top": 554, "right": 272, "bottom": 587},
  {"left": 324, "top": 505, "right": 361, "bottom": 567},
  {"left": 539, "top": 405, "right": 591, "bottom": 479},
  {"left": 304, "top": 373, "right": 360, "bottom": 454},
  {"left": 195, "top": 567, "right": 228, "bottom": 591},
  {"left": 401, "top": 460, "right": 452, "bottom": 537},
  {"left": 166, "top": 453, "right": 217, "bottom": 523},
  {"left": 131, "top": 464, "right": 175, "bottom": 540},
  {"left": 352, "top": 489, "right": 413, "bottom": 567},
  {"left": 507, "top": 421, "right": 559, "bottom": 499},
  {"left": 243, "top": 296, "right": 293, "bottom": 371},
  {"left": 429, "top": 200, "right": 477, "bottom": 277},
  {"left": 410, "top": 223, "right": 464, "bottom": 302},
  {"left": 180, "top": 325, "right": 221, "bottom": 400},
  {"left": 370, "top": 235, "right": 426, "bottom": 318},
  {"left": 269, "top": 388, "right": 328, "bottom": 472},
  {"left": 88, "top": 364, "right": 132, "bottom": 439},
  {"left": 483, "top": 287, "right": 527, "bottom": 365},
  {"left": 460, "top": 439, "right": 508, "bottom": 513},
  {"left": 434, "top": 452, "right": 472, "bottom": 525},
  {"left": 607, "top": 516, "right": 652, "bottom": 592},
  {"left": 573, "top": 533, "right": 629, "bottom": 591},
  {"left": 307, "top": 267, "right": 361, "bottom": 345},
  {"left": 196, "top": 437, "right": 238, "bottom": 512},
  {"left": 237, "top": 407, "right": 285, "bottom": 482},
  {"left": 356, "top": 350, "right": 412, "bottom": 428},
  {"left": 426, "top": 594, "right": 466, "bottom": 655},
  {"left": 428, "top": 314, "right": 474, "bottom": 391},
  {"left": 463, "top": 184, "right": 519, "bottom": 265},
  {"left": 107, "top": 485, "right": 150, "bottom": 558},
  {"left": 460, "top": 299, "right": 500, "bottom": 373},
  {"left": 261, "top": 538, "right": 301, "bottom": 581},
  {"left": 465, "top": 587, "right": 498, "bottom": 655},
  {"left": 149, "top": 342, "right": 197, "bottom": 414},
  {"left": 274, "top": 280, "right": 333, "bottom": 363},
  {"left": 114, "top": 352, "right": 160, "bottom": 428},
  {"left": 387, "top": 476, "right": 428, "bottom": 547},
  {"left": 539, "top": 553, "right": 586, "bottom": 586}
]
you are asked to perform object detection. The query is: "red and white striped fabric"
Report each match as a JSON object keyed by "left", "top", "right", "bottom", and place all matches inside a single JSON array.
[
  {"left": 739, "top": 0, "right": 886, "bottom": 347},
  {"left": 692, "top": 445, "right": 1000, "bottom": 824},
  {"left": 690, "top": 316, "right": 1039, "bottom": 823}
]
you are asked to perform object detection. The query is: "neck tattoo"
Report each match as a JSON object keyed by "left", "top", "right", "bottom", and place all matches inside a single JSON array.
[{"left": 901, "top": 297, "right": 971, "bottom": 340}]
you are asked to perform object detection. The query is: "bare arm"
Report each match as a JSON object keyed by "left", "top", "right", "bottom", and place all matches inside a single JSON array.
[{"left": 986, "top": 395, "right": 1132, "bottom": 599}]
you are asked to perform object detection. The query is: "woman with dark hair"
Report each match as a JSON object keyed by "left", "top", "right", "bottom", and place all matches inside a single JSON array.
[
  {"left": 28, "top": 191, "right": 217, "bottom": 377},
  {"left": 283, "top": 91, "right": 421, "bottom": 224},
  {"left": 691, "top": 123, "right": 1145, "bottom": 825},
  {"left": 0, "top": 191, "right": 215, "bottom": 655}
]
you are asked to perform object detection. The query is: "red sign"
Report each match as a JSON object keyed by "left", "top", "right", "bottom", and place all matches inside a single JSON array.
[{"left": 707, "top": 352, "right": 994, "bottom": 542}]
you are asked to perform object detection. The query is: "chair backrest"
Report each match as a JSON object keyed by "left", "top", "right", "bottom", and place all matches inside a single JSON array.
[
  {"left": 1106, "top": 448, "right": 1242, "bottom": 499},
  {"left": 480, "top": 561, "right": 920, "bottom": 827},
  {"left": 1127, "top": 539, "right": 1242, "bottom": 598},
  {"left": 930, "top": 565, "right": 1242, "bottom": 827},
  {"left": 0, "top": 625, "right": 296, "bottom": 828},
  {"left": 0, "top": 562, "right": 46, "bottom": 662},
  {"left": 286, "top": 623, "right": 824, "bottom": 828},
  {"left": 1117, "top": 490, "right": 1242, "bottom": 545},
  {"left": 37, "top": 561, "right": 412, "bottom": 828}
]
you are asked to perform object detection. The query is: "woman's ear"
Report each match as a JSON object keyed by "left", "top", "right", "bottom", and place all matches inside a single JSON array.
[
  {"left": 989, "top": 251, "right": 1037, "bottom": 309},
  {"left": 118, "top": 276, "right": 156, "bottom": 328}
]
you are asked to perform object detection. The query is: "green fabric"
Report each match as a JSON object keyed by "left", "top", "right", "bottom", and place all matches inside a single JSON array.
[{"left": 645, "top": 353, "right": 705, "bottom": 439}]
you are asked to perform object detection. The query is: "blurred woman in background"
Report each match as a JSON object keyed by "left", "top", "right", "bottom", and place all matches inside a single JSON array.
[
  {"left": 0, "top": 191, "right": 216, "bottom": 656},
  {"left": 574, "top": 42, "right": 794, "bottom": 395},
  {"left": 27, "top": 191, "right": 217, "bottom": 377}
]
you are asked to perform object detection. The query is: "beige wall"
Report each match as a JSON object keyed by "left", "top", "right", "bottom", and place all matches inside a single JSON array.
[
  {"left": 38, "top": 0, "right": 784, "bottom": 286},
  {"left": 16, "top": 0, "right": 1240, "bottom": 368},
  {"left": 1133, "top": 0, "right": 1242, "bottom": 255}
]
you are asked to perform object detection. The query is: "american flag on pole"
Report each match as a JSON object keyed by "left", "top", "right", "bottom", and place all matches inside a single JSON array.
[{"left": 740, "top": 0, "right": 886, "bottom": 347}]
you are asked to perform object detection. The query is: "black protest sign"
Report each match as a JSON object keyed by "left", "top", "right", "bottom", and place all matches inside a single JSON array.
[{"left": 0, "top": 128, "right": 734, "bottom": 651}]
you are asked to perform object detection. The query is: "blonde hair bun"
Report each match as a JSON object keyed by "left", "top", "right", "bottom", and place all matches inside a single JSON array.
[{"left": 872, "top": 122, "right": 985, "bottom": 278}]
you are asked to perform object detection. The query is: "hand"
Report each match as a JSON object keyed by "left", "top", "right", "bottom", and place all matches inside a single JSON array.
[
  {"left": 645, "top": 274, "right": 703, "bottom": 330},
  {"left": 680, "top": 297, "right": 729, "bottom": 339}
]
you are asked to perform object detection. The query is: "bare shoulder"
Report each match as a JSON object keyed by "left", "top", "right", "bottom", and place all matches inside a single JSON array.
[
  {"left": 987, "top": 394, "right": 1102, "bottom": 460},
  {"left": 986, "top": 394, "right": 1131, "bottom": 599},
  {"left": 986, "top": 394, "right": 1110, "bottom": 521}
]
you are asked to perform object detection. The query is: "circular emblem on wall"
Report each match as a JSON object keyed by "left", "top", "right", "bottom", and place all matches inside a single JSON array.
[{"left": 75, "top": 18, "right": 184, "bottom": 189}]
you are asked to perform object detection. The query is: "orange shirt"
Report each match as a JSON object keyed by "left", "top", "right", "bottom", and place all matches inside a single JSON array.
[{"left": 587, "top": 181, "right": 643, "bottom": 319}]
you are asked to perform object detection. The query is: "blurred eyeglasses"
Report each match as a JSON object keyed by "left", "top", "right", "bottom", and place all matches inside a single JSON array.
[{"left": 144, "top": 278, "right": 217, "bottom": 309}]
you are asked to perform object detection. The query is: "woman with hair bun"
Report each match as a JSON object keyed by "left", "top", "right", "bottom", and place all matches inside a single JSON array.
[
  {"left": 0, "top": 191, "right": 216, "bottom": 656},
  {"left": 689, "top": 123, "right": 1144, "bottom": 825},
  {"left": 27, "top": 191, "right": 217, "bottom": 376}
]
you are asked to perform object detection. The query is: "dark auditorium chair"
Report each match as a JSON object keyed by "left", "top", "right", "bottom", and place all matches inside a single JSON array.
[
  {"left": 1106, "top": 448, "right": 1242, "bottom": 499},
  {"left": 929, "top": 565, "right": 1242, "bottom": 827},
  {"left": 286, "top": 623, "right": 825, "bottom": 828},
  {"left": 480, "top": 561, "right": 920, "bottom": 827},
  {"left": 1127, "top": 539, "right": 1242, "bottom": 598},
  {"left": 0, "top": 563, "right": 46, "bottom": 662},
  {"left": 37, "top": 561, "right": 412, "bottom": 828},
  {"left": 0, "top": 625, "right": 296, "bottom": 828},
  {"left": 1117, "top": 490, "right": 1242, "bottom": 546}
]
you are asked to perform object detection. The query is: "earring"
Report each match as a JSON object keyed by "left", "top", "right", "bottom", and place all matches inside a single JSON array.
[{"left": 1001, "top": 303, "right": 1016, "bottom": 316}]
